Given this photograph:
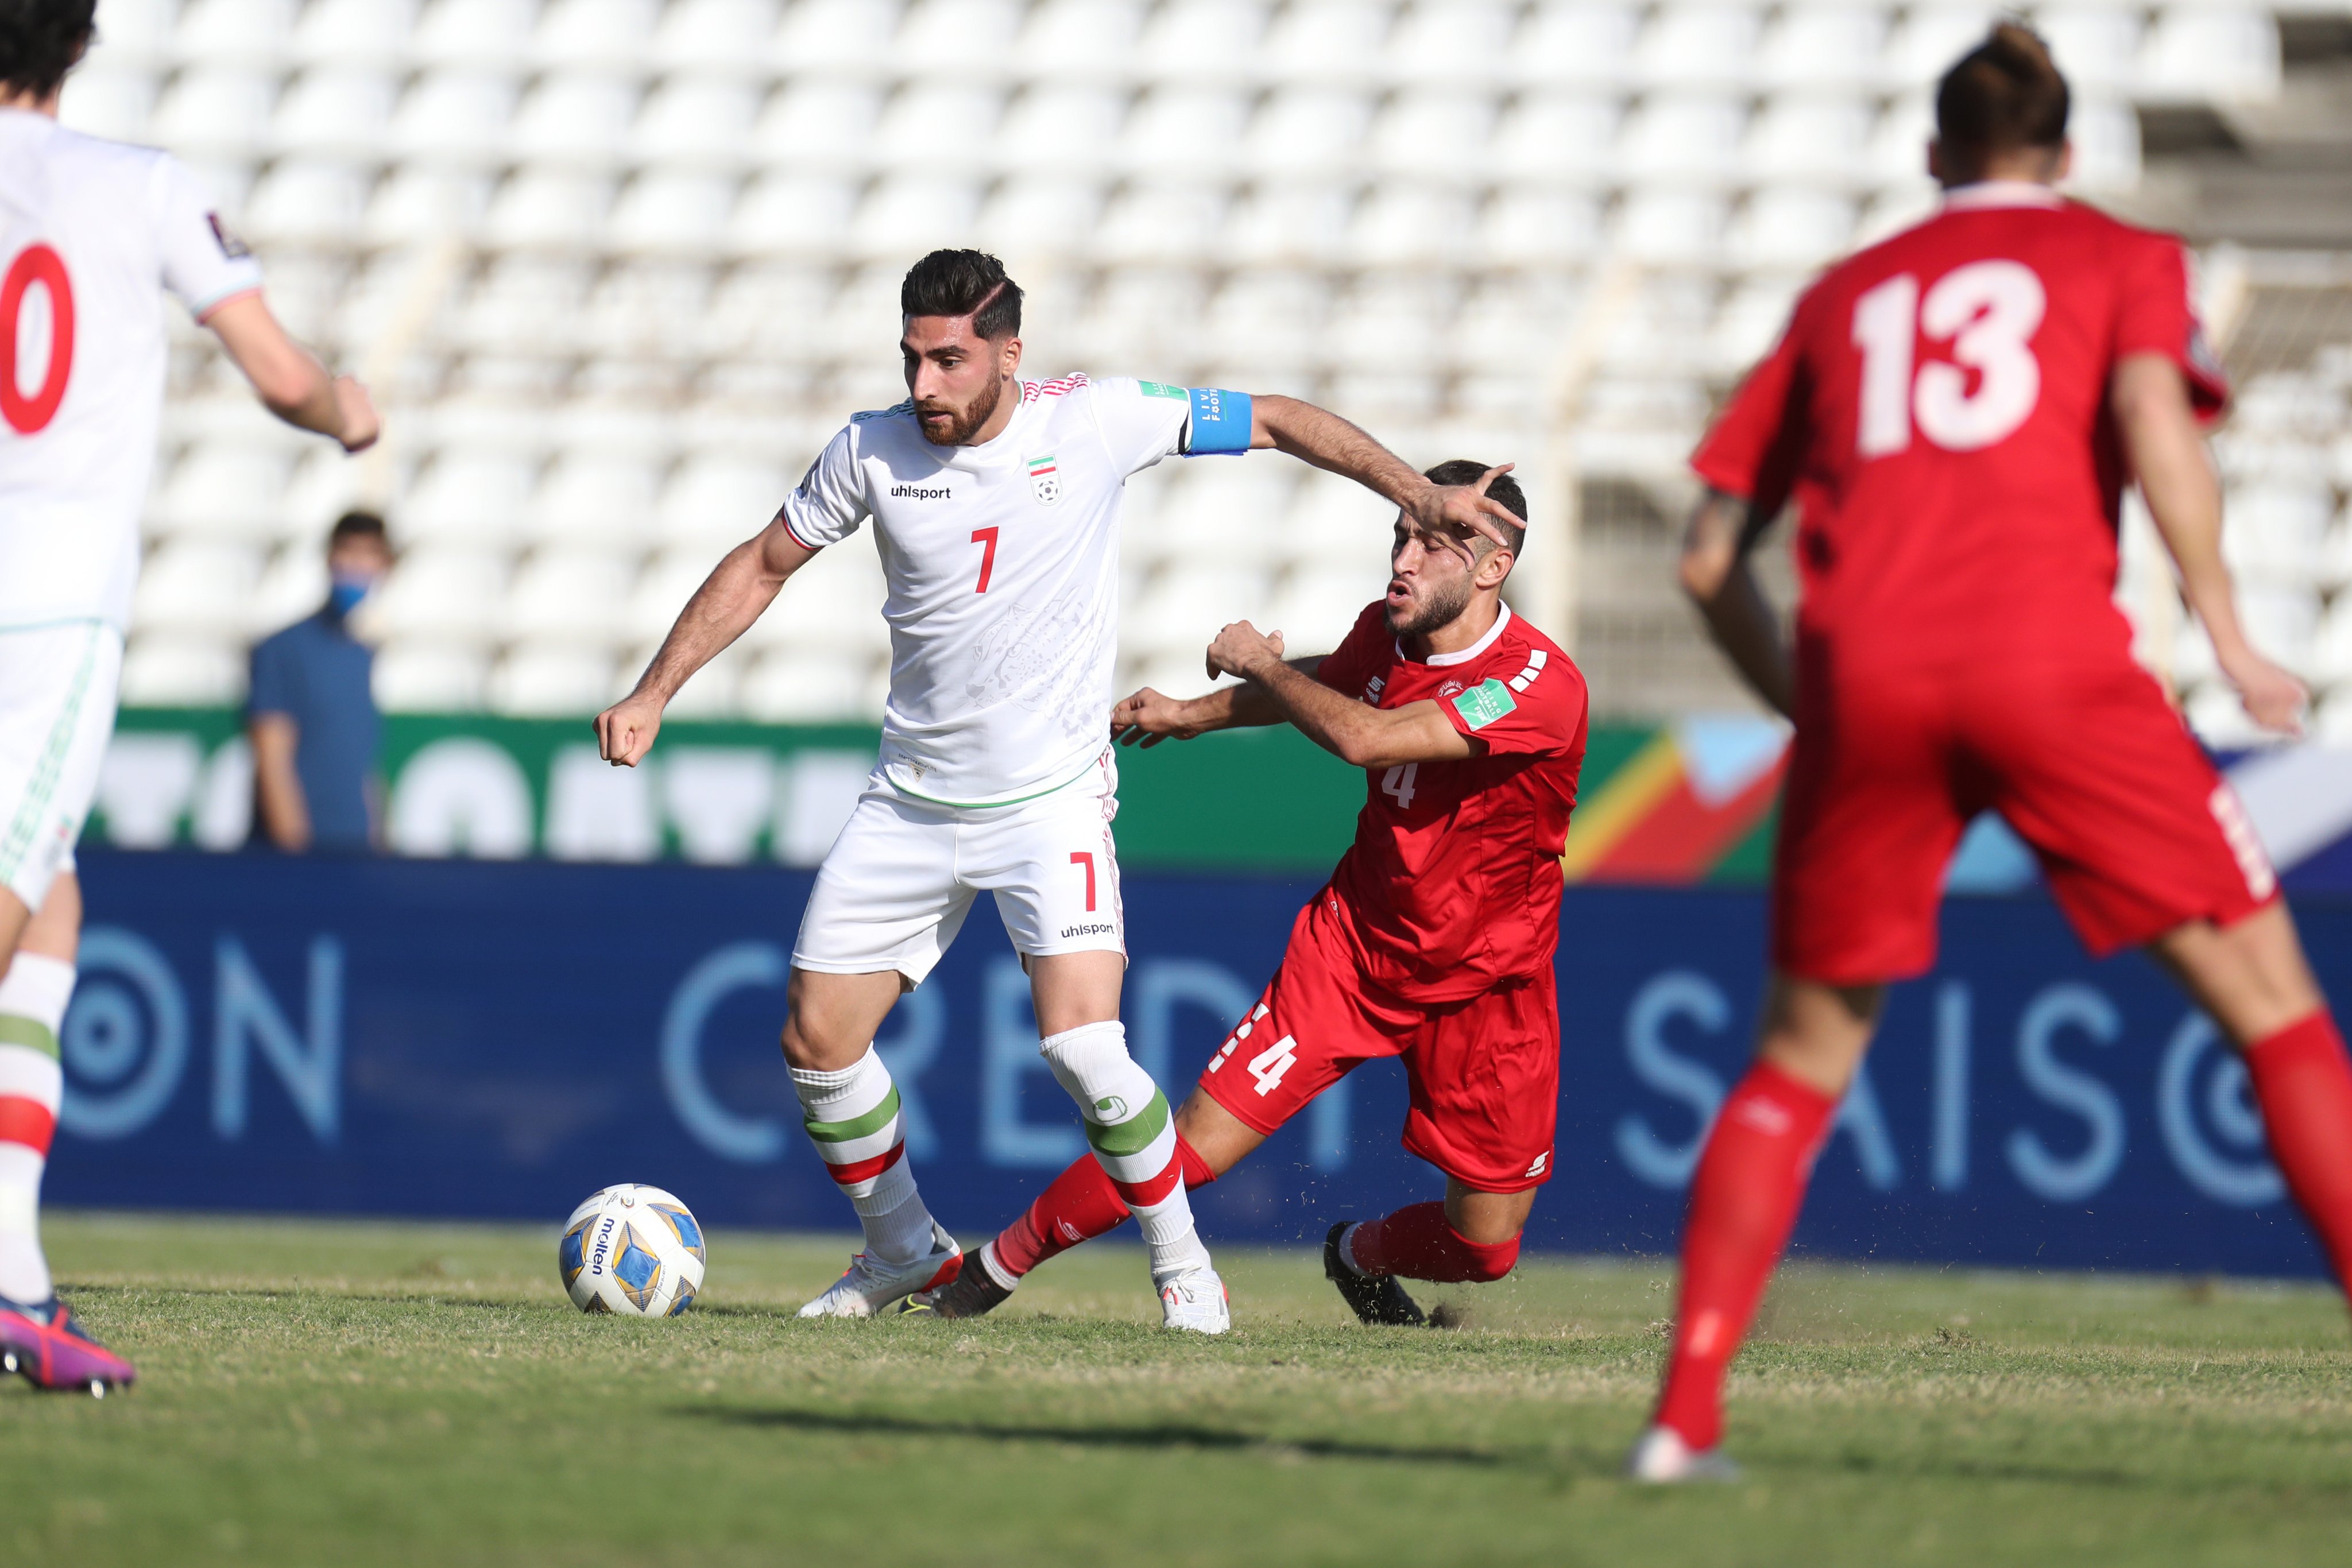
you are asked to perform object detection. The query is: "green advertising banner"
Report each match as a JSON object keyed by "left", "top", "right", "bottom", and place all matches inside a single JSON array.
[{"left": 92, "top": 709, "right": 1785, "bottom": 879}]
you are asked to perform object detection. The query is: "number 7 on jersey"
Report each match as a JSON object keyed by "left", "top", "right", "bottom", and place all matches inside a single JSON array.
[{"left": 970, "top": 526, "right": 999, "bottom": 593}]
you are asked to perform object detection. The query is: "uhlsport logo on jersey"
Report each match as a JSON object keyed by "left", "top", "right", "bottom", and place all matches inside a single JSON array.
[{"left": 1027, "top": 454, "right": 1061, "bottom": 506}]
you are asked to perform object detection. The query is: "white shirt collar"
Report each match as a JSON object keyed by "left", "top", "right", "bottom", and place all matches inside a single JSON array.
[
  {"left": 1940, "top": 180, "right": 2065, "bottom": 213},
  {"left": 1407, "top": 602, "right": 1512, "bottom": 667}
]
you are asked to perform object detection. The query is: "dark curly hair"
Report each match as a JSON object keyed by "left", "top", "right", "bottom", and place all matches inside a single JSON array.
[
  {"left": 0, "top": 0, "right": 94, "bottom": 100},
  {"left": 900, "top": 249, "right": 1023, "bottom": 340}
]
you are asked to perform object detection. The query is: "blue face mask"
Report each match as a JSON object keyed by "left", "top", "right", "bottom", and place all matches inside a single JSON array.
[{"left": 328, "top": 575, "right": 376, "bottom": 617}]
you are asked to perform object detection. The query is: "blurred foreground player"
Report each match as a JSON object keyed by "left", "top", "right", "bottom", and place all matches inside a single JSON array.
[
  {"left": 0, "top": 1, "right": 377, "bottom": 1393},
  {"left": 915, "top": 464, "right": 1589, "bottom": 1324},
  {"left": 1633, "top": 26, "right": 2352, "bottom": 1480},
  {"left": 596, "top": 252, "right": 1521, "bottom": 1332}
]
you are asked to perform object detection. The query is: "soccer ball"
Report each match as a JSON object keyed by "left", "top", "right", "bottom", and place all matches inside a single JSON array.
[{"left": 559, "top": 1184, "right": 706, "bottom": 1317}]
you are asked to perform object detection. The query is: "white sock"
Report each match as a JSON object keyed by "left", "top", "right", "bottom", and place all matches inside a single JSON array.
[
  {"left": 790, "top": 1047, "right": 937, "bottom": 1268},
  {"left": 0, "top": 953, "right": 73, "bottom": 1304},
  {"left": 1038, "top": 1020, "right": 1210, "bottom": 1281}
]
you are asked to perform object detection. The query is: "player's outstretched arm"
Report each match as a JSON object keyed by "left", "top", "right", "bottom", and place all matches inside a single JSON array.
[
  {"left": 1248, "top": 395, "right": 1518, "bottom": 556},
  {"left": 1110, "top": 660, "right": 1325, "bottom": 748},
  {"left": 2114, "top": 353, "right": 2307, "bottom": 734},
  {"left": 1206, "top": 622, "right": 1473, "bottom": 770},
  {"left": 1680, "top": 490, "right": 1794, "bottom": 719},
  {"left": 597, "top": 520, "right": 817, "bottom": 766},
  {"left": 206, "top": 295, "right": 378, "bottom": 452}
]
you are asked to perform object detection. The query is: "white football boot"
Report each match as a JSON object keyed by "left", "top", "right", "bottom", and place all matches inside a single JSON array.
[
  {"left": 1625, "top": 1424, "right": 1744, "bottom": 1484},
  {"left": 1156, "top": 1267, "right": 1231, "bottom": 1334},
  {"left": 796, "top": 1224, "right": 964, "bottom": 1319}
]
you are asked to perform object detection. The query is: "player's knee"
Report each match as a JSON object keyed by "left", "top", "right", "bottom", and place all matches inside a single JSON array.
[{"left": 1456, "top": 1230, "right": 1520, "bottom": 1282}]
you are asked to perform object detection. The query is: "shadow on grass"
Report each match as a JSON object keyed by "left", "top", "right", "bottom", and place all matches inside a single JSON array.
[{"left": 684, "top": 1404, "right": 1514, "bottom": 1468}]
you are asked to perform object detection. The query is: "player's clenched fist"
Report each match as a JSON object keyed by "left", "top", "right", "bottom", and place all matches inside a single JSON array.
[
  {"left": 595, "top": 694, "right": 664, "bottom": 766},
  {"left": 1206, "top": 621, "right": 1285, "bottom": 682},
  {"left": 332, "top": 376, "right": 382, "bottom": 453}
]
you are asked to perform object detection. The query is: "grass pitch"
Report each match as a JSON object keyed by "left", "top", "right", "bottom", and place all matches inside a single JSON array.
[{"left": 4, "top": 1213, "right": 2350, "bottom": 1567}]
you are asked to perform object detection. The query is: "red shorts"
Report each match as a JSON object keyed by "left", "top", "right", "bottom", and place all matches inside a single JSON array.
[
  {"left": 1775, "top": 649, "right": 2277, "bottom": 984},
  {"left": 1197, "top": 893, "right": 1561, "bottom": 1193}
]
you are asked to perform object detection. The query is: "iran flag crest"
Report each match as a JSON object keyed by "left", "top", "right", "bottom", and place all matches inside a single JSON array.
[{"left": 1026, "top": 454, "right": 1061, "bottom": 506}]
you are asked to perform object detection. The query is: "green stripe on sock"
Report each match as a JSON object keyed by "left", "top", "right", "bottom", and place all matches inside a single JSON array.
[
  {"left": 804, "top": 1085, "right": 901, "bottom": 1143},
  {"left": 0, "top": 1016, "right": 57, "bottom": 1059},
  {"left": 1085, "top": 1090, "right": 1170, "bottom": 1159}
]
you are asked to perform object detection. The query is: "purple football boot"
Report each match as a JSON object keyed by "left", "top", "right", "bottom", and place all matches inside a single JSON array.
[{"left": 0, "top": 1295, "right": 137, "bottom": 1396}]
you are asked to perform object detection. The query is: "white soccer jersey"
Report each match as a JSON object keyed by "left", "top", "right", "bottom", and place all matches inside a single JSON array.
[
  {"left": 0, "top": 111, "right": 263, "bottom": 632},
  {"left": 782, "top": 374, "right": 1252, "bottom": 808}
]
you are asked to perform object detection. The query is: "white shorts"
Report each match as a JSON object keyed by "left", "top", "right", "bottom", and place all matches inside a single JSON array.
[
  {"left": 793, "top": 749, "right": 1125, "bottom": 985},
  {"left": 0, "top": 621, "right": 122, "bottom": 913}
]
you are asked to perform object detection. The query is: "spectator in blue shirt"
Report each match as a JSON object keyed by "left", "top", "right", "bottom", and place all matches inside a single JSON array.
[{"left": 248, "top": 512, "right": 390, "bottom": 853}]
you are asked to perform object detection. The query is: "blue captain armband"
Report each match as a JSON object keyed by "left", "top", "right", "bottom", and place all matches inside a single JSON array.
[{"left": 1182, "top": 386, "right": 1253, "bottom": 455}]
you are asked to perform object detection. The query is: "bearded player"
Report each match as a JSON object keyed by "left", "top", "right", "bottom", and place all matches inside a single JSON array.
[
  {"left": 913, "top": 463, "right": 1589, "bottom": 1324},
  {"left": 1630, "top": 26, "right": 2352, "bottom": 1480},
  {"left": 0, "top": 1, "right": 379, "bottom": 1393},
  {"left": 596, "top": 253, "right": 1520, "bottom": 1331}
]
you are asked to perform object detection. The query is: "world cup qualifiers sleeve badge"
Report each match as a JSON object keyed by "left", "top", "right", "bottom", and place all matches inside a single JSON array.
[{"left": 1027, "top": 454, "right": 1062, "bottom": 506}]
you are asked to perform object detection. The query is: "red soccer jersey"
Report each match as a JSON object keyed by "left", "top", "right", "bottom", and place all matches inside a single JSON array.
[
  {"left": 1312, "top": 602, "right": 1589, "bottom": 1003},
  {"left": 1691, "top": 183, "right": 2228, "bottom": 669}
]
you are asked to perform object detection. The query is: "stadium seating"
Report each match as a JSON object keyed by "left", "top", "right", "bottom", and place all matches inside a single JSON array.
[{"left": 65, "top": 0, "right": 2307, "bottom": 731}]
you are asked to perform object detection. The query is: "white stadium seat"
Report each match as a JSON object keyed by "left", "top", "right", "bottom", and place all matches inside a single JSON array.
[
  {"left": 533, "top": 0, "right": 662, "bottom": 72},
  {"left": 57, "top": 63, "right": 158, "bottom": 142},
  {"left": 607, "top": 171, "right": 735, "bottom": 254},
  {"left": 133, "top": 541, "right": 264, "bottom": 636},
  {"left": 525, "top": 451, "right": 666, "bottom": 547},
  {"left": 489, "top": 645, "right": 621, "bottom": 715},
  {"left": 1480, "top": 186, "right": 1603, "bottom": 264},
  {"left": 374, "top": 641, "right": 491, "bottom": 711},
  {"left": 122, "top": 636, "right": 247, "bottom": 707},
  {"left": 2142, "top": 6, "right": 2282, "bottom": 102},
  {"left": 1386, "top": 0, "right": 1519, "bottom": 86},
  {"left": 1491, "top": 92, "right": 1622, "bottom": 180},
  {"left": 149, "top": 68, "right": 278, "bottom": 160},
  {"left": 172, "top": 0, "right": 295, "bottom": 67},
  {"left": 1018, "top": 0, "right": 1146, "bottom": 79},
  {"left": 632, "top": 78, "right": 763, "bottom": 166},
  {"left": 652, "top": 0, "right": 782, "bottom": 73},
  {"left": 390, "top": 71, "right": 523, "bottom": 164},
  {"left": 1757, "top": 5, "right": 1888, "bottom": 91},
  {"left": 400, "top": 450, "right": 539, "bottom": 545},
  {"left": 1634, "top": 4, "right": 1766, "bottom": 90},
  {"left": 1261, "top": 0, "right": 1392, "bottom": 84},
  {"left": 752, "top": 80, "right": 885, "bottom": 164},
  {"left": 1618, "top": 94, "right": 1748, "bottom": 184},
  {"left": 1224, "top": 180, "right": 1353, "bottom": 266},
  {"left": 728, "top": 171, "right": 858, "bottom": 256},
  {"left": 1885, "top": 6, "right": 1998, "bottom": 90},
  {"left": 413, "top": 0, "right": 540, "bottom": 68},
  {"left": 1729, "top": 187, "right": 1858, "bottom": 270},
  {"left": 504, "top": 550, "right": 639, "bottom": 645},
  {"left": 741, "top": 649, "right": 877, "bottom": 722},
  {"left": 269, "top": 67, "right": 398, "bottom": 158},
  {"left": 153, "top": 445, "right": 295, "bottom": 541},
  {"left": 510, "top": 73, "right": 643, "bottom": 167},
  {"left": 1614, "top": 189, "right": 1730, "bottom": 264},
  {"left": 1118, "top": 86, "right": 1250, "bottom": 175},
  {"left": 895, "top": 0, "right": 1024, "bottom": 74},
  {"left": 1370, "top": 91, "right": 1499, "bottom": 180},
  {"left": 995, "top": 85, "right": 1127, "bottom": 175},
  {"left": 243, "top": 160, "right": 370, "bottom": 246},
  {"left": 2036, "top": 6, "right": 2147, "bottom": 95},
  {"left": 1517, "top": 2, "right": 1639, "bottom": 89},
  {"left": 291, "top": 0, "right": 420, "bottom": 65},
  {"left": 1746, "top": 96, "right": 1877, "bottom": 185},
  {"left": 483, "top": 171, "right": 615, "bottom": 249},
  {"left": 372, "top": 547, "right": 513, "bottom": 645},
  {"left": 1244, "top": 88, "right": 1376, "bottom": 178},
  {"left": 977, "top": 176, "right": 1106, "bottom": 255}
]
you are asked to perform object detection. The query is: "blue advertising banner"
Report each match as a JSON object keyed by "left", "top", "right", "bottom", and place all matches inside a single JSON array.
[{"left": 48, "top": 850, "right": 2347, "bottom": 1278}]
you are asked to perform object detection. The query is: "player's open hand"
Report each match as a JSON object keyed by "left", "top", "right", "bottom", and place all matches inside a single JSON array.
[
  {"left": 1407, "top": 463, "right": 1517, "bottom": 559},
  {"left": 2223, "top": 647, "right": 2308, "bottom": 737},
  {"left": 1206, "top": 621, "right": 1285, "bottom": 682},
  {"left": 595, "top": 693, "right": 664, "bottom": 766},
  {"left": 1112, "top": 687, "right": 1207, "bottom": 748},
  {"left": 332, "top": 375, "right": 381, "bottom": 453}
]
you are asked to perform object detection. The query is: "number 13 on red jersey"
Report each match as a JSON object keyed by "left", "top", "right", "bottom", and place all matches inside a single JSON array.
[{"left": 1852, "top": 259, "right": 2047, "bottom": 458}]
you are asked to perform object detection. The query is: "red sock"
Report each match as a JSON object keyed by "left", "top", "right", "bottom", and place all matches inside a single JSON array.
[
  {"left": 1654, "top": 1062, "right": 1836, "bottom": 1452},
  {"left": 991, "top": 1132, "right": 1216, "bottom": 1279},
  {"left": 1347, "top": 1202, "right": 1520, "bottom": 1282},
  {"left": 2243, "top": 1011, "right": 2352, "bottom": 1298}
]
